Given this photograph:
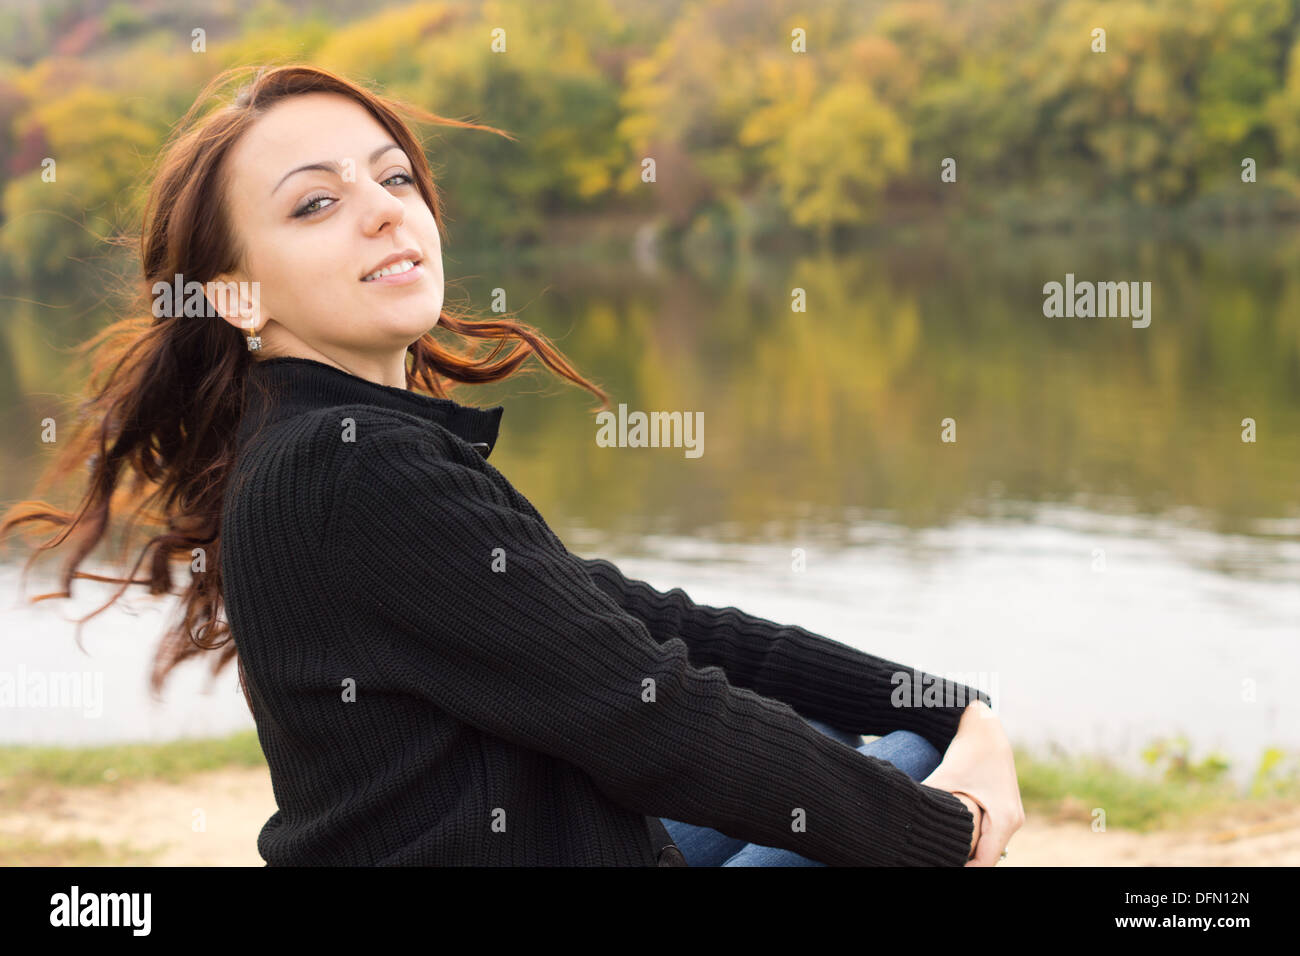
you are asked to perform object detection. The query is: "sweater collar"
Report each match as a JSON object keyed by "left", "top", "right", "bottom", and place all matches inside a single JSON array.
[{"left": 237, "top": 355, "right": 505, "bottom": 459}]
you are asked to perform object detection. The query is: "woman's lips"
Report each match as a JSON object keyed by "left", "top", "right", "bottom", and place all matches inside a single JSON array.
[{"left": 361, "top": 260, "right": 425, "bottom": 286}]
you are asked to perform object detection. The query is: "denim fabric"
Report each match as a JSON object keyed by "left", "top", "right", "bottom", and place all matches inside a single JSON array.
[{"left": 659, "top": 717, "right": 943, "bottom": 866}]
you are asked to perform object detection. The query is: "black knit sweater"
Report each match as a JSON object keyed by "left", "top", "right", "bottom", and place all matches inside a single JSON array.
[{"left": 219, "top": 355, "right": 991, "bottom": 866}]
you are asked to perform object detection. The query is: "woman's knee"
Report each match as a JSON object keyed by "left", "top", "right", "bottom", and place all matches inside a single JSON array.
[
  {"left": 801, "top": 715, "right": 864, "bottom": 749},
  {"left": 882, "top": 729, "right": 933, "bottom": 751},
  {"left": 865, "top": 729, "right": 943, "bottom": 779}
]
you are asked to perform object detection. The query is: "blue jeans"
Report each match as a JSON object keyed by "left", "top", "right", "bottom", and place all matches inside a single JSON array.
[{"left": 659, "top": 717, "right": 943, "bottom": 866}]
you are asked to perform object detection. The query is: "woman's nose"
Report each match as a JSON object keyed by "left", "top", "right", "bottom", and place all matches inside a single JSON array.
[{"left": 361, "top": 180, "right": 406, "bottom": 233}]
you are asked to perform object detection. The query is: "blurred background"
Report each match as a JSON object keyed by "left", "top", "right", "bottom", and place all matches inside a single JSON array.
[{"left": 1, "top": 0, "right": 1298, "bottom": 864}]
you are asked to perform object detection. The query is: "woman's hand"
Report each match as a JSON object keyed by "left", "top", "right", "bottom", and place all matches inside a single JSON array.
[{"left": 921, "top": 700, "right": 1024, "bottom": 866}]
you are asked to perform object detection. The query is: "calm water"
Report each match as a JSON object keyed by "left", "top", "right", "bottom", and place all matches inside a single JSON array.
[{"left": 3, "top": 231, "right": 1298, "bottom": 784}]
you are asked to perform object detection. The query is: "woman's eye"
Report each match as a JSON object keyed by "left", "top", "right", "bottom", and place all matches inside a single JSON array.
[
  {"left": 292, "top": 174, "right": 412, "bottom": 219},
  {"left": 293, "top": 194, "right": 334, "bottom": 218}
]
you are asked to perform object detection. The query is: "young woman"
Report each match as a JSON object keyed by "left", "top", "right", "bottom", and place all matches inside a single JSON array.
[{"left": 2, "top": 64, "right": 1022, "bottom": 867}]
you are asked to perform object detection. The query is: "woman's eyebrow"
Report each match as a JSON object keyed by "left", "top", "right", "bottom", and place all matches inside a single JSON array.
[{"left": 272, "top": 142, "right": 406, "bottom": 195}]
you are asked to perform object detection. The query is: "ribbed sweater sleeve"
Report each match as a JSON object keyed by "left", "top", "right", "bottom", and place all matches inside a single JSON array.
[
  {"left": 325, "top": 425, "right": 978, "bottom": 866},
  {"left": 574, "top": 556, "right": 990, "bottom": 755}
]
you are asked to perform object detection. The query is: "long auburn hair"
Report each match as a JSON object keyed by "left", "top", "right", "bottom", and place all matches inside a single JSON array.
[{"left": 0, "top": 63, "right": 610, "bottom": 714}]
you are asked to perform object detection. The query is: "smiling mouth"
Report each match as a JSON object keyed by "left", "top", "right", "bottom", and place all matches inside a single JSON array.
[{"left": 360, "top": 258, "right": 422, "bottom": 282}]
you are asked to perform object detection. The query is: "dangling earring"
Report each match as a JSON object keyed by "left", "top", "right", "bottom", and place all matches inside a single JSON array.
[{"left": 246, "top": 322, "right": 262, "bottom": 351}]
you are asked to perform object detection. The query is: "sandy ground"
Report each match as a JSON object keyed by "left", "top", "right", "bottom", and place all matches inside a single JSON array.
[{"left": 3, "top": 765, "right": 1298, "bottom": 865}]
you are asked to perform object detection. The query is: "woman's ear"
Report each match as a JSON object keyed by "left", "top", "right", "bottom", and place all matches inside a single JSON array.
[{"left": 206, "top": 273, "right": 264, "bottom": 333}]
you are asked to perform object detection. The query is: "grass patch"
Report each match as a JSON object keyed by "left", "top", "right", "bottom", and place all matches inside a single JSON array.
[
  {"left": 0, "top": 831, "right": 163, "bottom": 865},
  {"left": 0, "top": 731, "right": 266, "bottom": 809},
  {"left": 1013, "top": 736, "right": 1300, "bottom": 832}
]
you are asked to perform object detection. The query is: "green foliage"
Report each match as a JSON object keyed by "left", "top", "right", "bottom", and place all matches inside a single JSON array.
[
  {"left": 1248, "top": 746, "right": 1300, "bottom": 799},
  {"left": 0, "top": 170, "right": 113, "bottom": 281},
  {"left": 103, "top": 2, "right": 149, "bottom": 41},
  {"left": 1013, "top": 745, "right": 1216, "bottom": 831},
  {"left": 1016, "top": 735, "right": 1300, "bottom": 832},
  {"left": 772, "top": 80, "right": 909, "bottom": 238},
  {"left": 1141, "top": 735, "right": 1233, "bottom": 786},
  {"left": 8, "top": 0, "right": 1300, "bottom": 273}
]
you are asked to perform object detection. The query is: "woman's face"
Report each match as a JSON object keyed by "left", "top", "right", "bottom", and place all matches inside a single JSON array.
[{"left": 212, "top": 92, "right": 444, "bottom": 374}]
